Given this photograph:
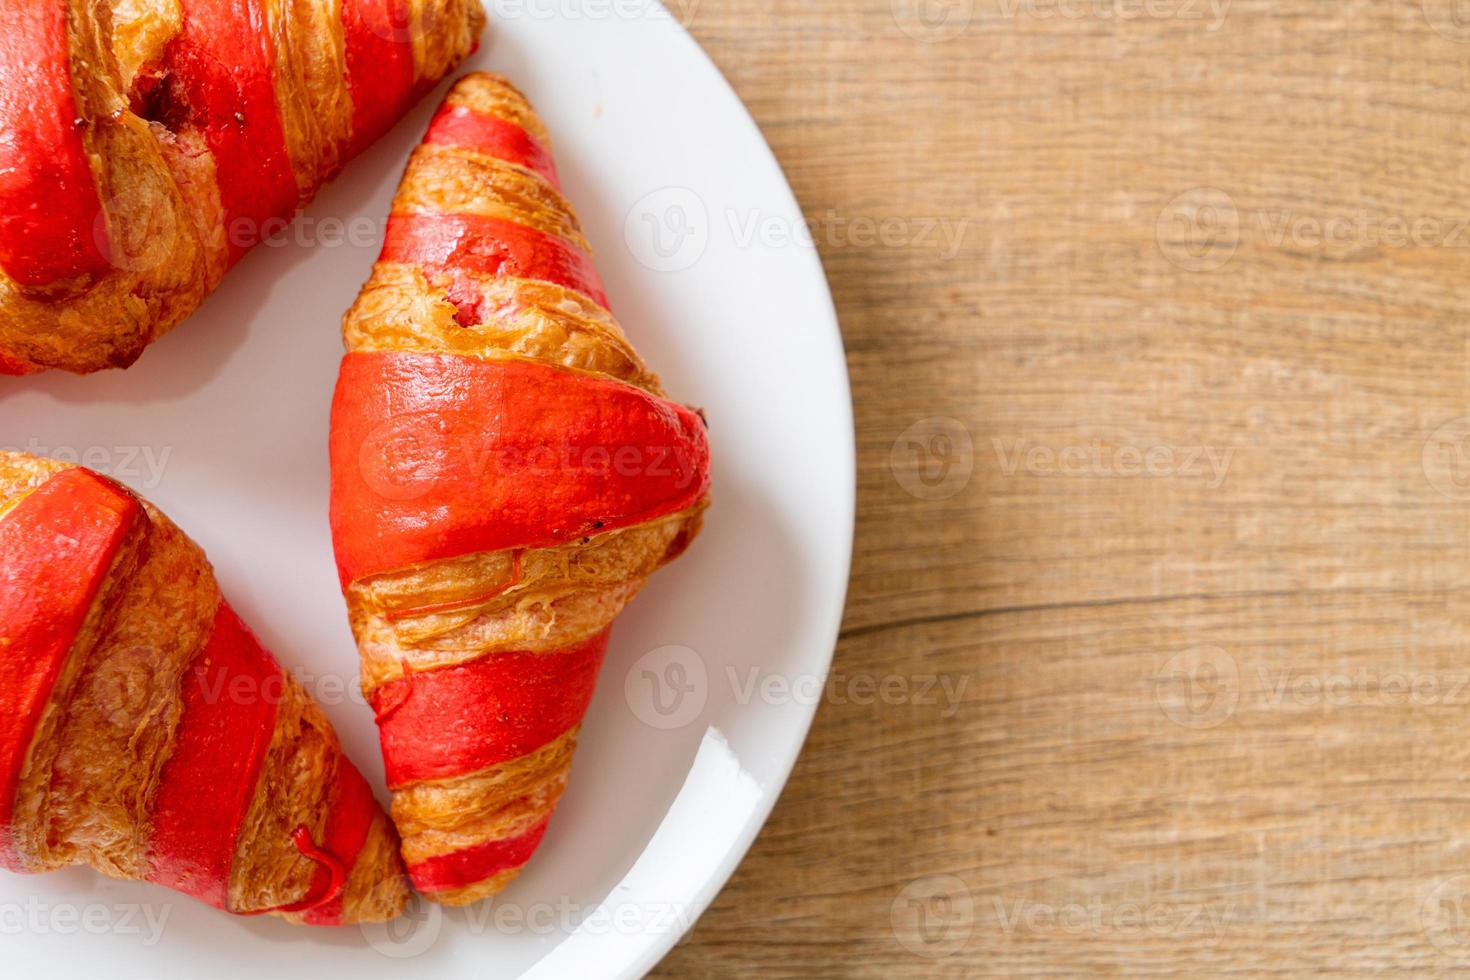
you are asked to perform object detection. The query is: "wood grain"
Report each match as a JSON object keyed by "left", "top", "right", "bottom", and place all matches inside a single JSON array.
[{"left": 652, "top": 0, "right": 1470, "bottom": 975}]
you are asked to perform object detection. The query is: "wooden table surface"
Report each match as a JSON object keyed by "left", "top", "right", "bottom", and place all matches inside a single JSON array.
[{"left": 651, "top": 0, "right": 1470, "bottom": 975}]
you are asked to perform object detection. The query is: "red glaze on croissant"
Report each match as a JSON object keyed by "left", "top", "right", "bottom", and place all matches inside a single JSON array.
[
  {"left": 329, "top": 73, "right": 712, "bottom": 905},
  {"left": 0, "top": 0, "right": 484, "bottom": 375},
  {"left": 0, "top": 451, "right": 409, "bottom": 925}
]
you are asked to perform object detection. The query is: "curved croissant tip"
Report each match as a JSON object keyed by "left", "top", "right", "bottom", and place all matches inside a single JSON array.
[
  {"left": 447, "top": 71, "right": 533, "bottom": 105},
  {"left": 328, "top": 816, "right": 414, "bottom": 926},
  {"left": 420, "top": 866, "right": 525, "bottom": 908},
  {"left": 344, "top": 874, "right": 414, "bottom": 925},
  {"left": 294, "top": 869, "right": 412, "bottom": 927},
  {"left": 454, "top": 70, "right": 509, "bottom": 86}
]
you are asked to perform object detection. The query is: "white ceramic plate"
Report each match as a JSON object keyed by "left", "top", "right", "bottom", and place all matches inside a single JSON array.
[{"left": 0, "top": 4, "right": 853, "bottom": 978}]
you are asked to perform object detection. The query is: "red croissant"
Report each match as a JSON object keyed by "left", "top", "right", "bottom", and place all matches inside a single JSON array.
[
  {"left": 329, "top": 73, "right": 712, "bottom": 905},
  {"left": 0, "top": 451, "right": 408, "bottom": 924},
  {"left": 0, "top": 0, "right": 483, "bottom": 375}
]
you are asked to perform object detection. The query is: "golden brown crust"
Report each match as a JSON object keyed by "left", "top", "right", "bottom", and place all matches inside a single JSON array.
[
  {"left": 429, "top": 869, "right": 521, "bottom": 907},
  {"left": 348, "top": 509, "right": 701, "bottom": 690},
  {"left": 109, "top": 0, "right": 180, "bottom": 90},
  {"left": 0, "top": 0, "right": 483, "bottom": 375},
  {"left": 391, "top": 730, "right": 576, "bottom": 862},
  {"left": 325, "top": 811, "right": 410, "bottom": 923},
  {"left": 394, "top": 146, "right": 592, "bottom": 250},
  {"left": 38, "top": 509, "right": 218, "bottom": 881},
  {"left": 267, "top": 0, "right": 355, "bottom": 199},
  {"left": 344, "top": 267, "right": 664, "bottom": 393},
  {"left": 410, "top": 0, "right": 484, "bottom": 86},
  {"left": 0, "top": 450, "right": 408, "bottom": 924},
  {"left": 0, "top": 0, "right": 221, "bottom": 374},
  {"left": 340, "top": 74, "right": 710, "bottom": 905},
  {"left": 444, "top": 73, "right": 552, "bottom": 147},
  {"left": 9, "top": 518, "right": 150, "bottom": 877},
  {"left": 228, "top": 670, "right": 339, "bottom": 912}
]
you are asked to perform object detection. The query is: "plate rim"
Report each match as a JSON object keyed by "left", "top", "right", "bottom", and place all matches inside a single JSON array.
[{"left": 613, "top": 14, "right": 856, "bottom": 979}]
